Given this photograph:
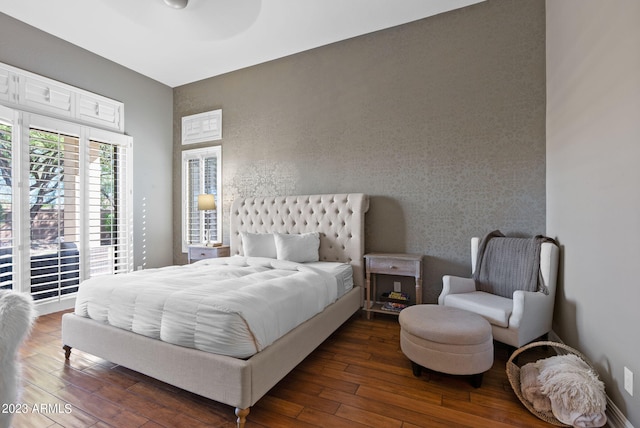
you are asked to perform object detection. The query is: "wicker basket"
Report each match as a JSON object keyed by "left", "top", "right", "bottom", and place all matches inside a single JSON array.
[{"left": 506, "top": 341, "right": 598, "bottom": 427}]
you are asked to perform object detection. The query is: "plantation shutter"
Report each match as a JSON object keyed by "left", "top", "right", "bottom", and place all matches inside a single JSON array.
[
  {"left": 87, "top": 130, "right": 133, "bottom": 277},
  {"left": 181, "top": 146, "right": 221, "bottom": 252},
  {"left": 203, "top": 155, "right": 218, "bottom": 241},
  {"left": 28, "top": 125, "right": 81, "bottom": 301},
  {"left": 186, "top": 157, "right": 201, "bottom": 245},
  {"left": 87, "top": 135, "right": 132, "bottom": 277},
  {"left": 0, "top": 108, "right": 14, "bottom": 291}
]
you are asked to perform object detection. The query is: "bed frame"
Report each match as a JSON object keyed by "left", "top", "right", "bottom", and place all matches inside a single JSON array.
[{"left": 61, "top": 193, "right": 369, "bottom": 427}]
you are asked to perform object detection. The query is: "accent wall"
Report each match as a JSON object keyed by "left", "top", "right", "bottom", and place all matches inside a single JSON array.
[{"left": 173, "top": 0, "right": 547, "bottom": 304}]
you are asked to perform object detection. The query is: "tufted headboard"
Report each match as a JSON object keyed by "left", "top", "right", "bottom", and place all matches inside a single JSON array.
[{"left": 230, "top": 193, "right": 369, "bottom": 287}]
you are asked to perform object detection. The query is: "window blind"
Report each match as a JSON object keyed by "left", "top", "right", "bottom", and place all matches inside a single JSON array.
[
  {"left": 0, "top": 118, "right": 13, "bottom": 291},
  {"left": 181, "top": 146, "right": 221, "bottom": 252},
  {"left": 87, "top": 139, "right": 131, "bottom": 277},
  {"left": 28, "top": 127, "right": 81, "bottom": 301}
]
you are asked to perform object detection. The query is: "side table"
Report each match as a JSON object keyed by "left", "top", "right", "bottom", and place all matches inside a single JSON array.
[
  {"left": 188, "top": 244, "right": 230, "bottom": 263},
  {"left": 364, "top": 253, "right": 423, "bottom": 319}
]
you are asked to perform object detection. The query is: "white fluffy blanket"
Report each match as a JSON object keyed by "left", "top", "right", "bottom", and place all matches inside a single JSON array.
[
  {"left": 0, "top": 291, "right": 36, "bottom": 428},
  {"left": 536, "top": 354, "right": 607, "bottom": 428}
]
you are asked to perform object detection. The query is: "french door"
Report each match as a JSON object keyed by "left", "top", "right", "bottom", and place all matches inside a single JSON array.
[{"left": 0, "top": 107, "right": 132, "bottom": 307}]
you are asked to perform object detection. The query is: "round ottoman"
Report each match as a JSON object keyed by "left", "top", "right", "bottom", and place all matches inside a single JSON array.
[{"left": 399, "top": 305, "right": 493, "bottom": 387}]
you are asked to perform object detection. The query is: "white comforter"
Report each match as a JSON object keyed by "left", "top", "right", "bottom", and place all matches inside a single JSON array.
[{"left": 74, "top": 256, "right": 338, "bottom": 358}]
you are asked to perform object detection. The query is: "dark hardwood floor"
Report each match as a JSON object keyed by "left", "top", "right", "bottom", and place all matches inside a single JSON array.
[{"left": 12, "top": 309, "right": 554, "bottom": 427}]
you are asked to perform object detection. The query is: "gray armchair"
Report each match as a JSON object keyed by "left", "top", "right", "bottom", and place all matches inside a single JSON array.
[{"left": 439, "top": 235, "right": 560, "bottom": 348}]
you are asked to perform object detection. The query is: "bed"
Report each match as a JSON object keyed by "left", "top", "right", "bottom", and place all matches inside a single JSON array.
[{"left": 61, "top": 193, "right": 368, "bottom": 427}]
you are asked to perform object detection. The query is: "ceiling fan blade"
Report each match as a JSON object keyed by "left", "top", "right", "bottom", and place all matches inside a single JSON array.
[
  {"left": 164, "top": 0, "right": 189, "bottom": 9},
  {"left": 100, "top": 0, "right": 261, "bottom": 41}
]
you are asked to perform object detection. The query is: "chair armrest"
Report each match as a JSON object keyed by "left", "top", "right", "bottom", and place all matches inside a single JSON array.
[
  {"left": 438, "top": 275, "right": 476, "bottom": 305},
  {"left": 510, "top": 289, "right": 555, "bottom": 339}
]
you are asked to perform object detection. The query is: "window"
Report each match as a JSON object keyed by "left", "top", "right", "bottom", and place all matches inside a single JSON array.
[
  {"left": 182, "top": 146, "right": 221, "bottom": 252},
  {"left": 87, "top": 136, "right": 131, "bottom": 277},
  {"left": 28, "top": 125, "right": 81, "bottom": 300},
  {"left": 0, "top": 107, "right": 14, "bottom": 292},
  {"left": 0, "top": 108, "right": 132, "bottom": 308}
]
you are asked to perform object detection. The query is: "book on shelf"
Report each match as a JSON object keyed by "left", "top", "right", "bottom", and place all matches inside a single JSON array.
[
  {"left": 387, "top": 291, "right": 409, "bottom": 300},
  {"left": 380, "top": 291, "right": 410, "bottom": 304},
  {"left": 380, "top": 301, "right": 408, "bottom": 312}
]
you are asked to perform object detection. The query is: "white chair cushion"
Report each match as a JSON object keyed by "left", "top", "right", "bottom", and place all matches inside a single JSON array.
[{"left": 443, "top": 291, "right": 513, "bottom": 328}]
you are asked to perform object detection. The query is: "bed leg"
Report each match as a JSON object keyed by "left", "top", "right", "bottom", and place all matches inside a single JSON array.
[
  {"left": 235, "top": 407, "right": 250, "bottom": 428},
  {"left": 63, "top": 345, "right": 72, "bottom": 359}
]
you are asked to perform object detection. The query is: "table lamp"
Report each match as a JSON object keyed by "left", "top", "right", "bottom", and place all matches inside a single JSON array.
[{"left": 197, "top": 194, "right": 219, "bottom": 246}]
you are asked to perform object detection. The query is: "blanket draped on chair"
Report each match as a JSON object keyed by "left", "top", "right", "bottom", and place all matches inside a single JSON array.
[{"left": 473, "top": 230, "right": 557, "bottom": 298}]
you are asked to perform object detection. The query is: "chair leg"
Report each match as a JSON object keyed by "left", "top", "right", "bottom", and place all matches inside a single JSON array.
[{"left": 411, "top": 361, "right": 423, "bottom": 377}]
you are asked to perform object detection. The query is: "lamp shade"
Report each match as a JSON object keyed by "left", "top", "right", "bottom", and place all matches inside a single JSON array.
[{"left": 197, "top": 194, "right": 217, "bottom": 211}]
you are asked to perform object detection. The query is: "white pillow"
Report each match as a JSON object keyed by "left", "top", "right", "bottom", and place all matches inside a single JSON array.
[
  {"left": 240, "top": 232, "right": 277, "bottom": 258},
  {"left": 274, "top": 232, "right": 320, "bottom": 263}
]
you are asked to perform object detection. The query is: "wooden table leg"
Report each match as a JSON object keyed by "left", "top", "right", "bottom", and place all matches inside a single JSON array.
[{"left": 365, "top": 271, "right": 372, "bottom": 319}]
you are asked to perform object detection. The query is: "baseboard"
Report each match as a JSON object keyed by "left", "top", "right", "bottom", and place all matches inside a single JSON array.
[
  {"left": 606, "top": 397, "right": 635, "bottom": 428},
  {"left": 546, "top": 330, "right": 635, "bottom": 428},
  {"left": 35, "top": 296, "right": 75, "bottom": 316},
  {"left": 547, "top": 330, "right": 563, "bottom": 343}
]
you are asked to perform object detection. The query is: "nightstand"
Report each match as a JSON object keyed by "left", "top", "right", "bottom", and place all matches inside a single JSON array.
[
  {"left": 364, "top": 253, "right": 423, "bottom": 319},
  {"left": 187, "top": 244, "right": 230, "bottom": 263}
]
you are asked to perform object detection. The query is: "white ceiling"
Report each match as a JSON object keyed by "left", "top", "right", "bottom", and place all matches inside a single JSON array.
[{"left": 0, "top": 0, "right": 484, "bottom": 88}]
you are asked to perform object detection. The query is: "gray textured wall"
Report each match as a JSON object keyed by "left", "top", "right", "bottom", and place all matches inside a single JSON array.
[
  {"left": 547, "top": 0, "right": 640, "bottom": 424},
  {"left": 173, "top": 0, "right": 546, "bottom": 303},
  {"left": 0, "top": 13, "right": 174, "bottom": 274}
]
